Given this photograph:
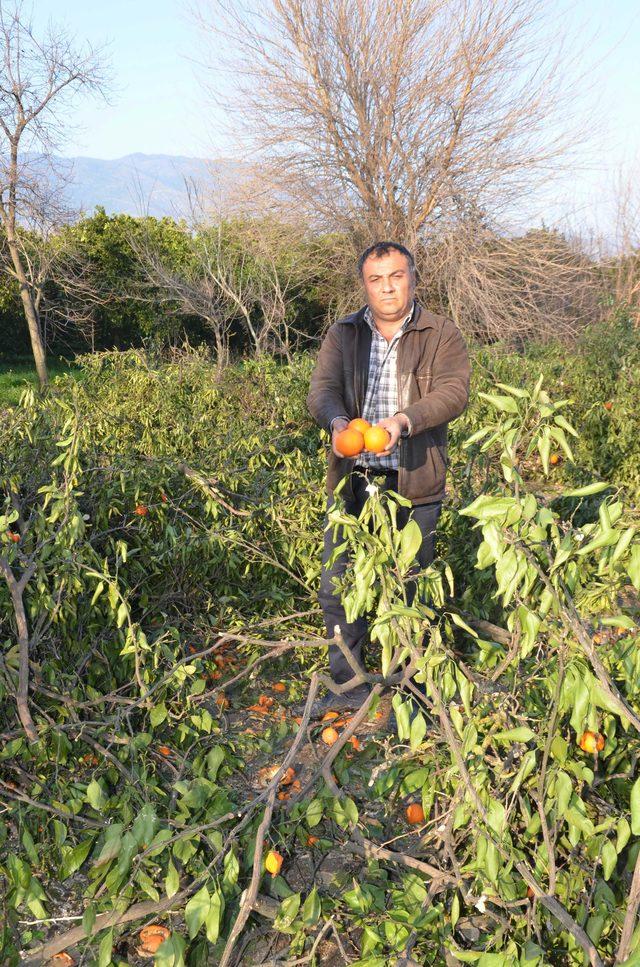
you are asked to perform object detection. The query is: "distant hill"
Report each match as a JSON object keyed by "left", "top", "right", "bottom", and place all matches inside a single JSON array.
[{"left": 45, "top": 153, "right": 240, "bottom": 220}]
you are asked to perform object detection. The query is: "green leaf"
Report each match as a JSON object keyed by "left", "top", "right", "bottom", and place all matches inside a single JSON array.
[
  {"left": 563, "top": 482, "right": 610, "bottom": 497},
  {"left": 601, "top": 840, "right": 617, "bottom": 880},
  {"left": 60, "top": 837, "right": 95, "bottom": 879},
  {"left": 275, "top": 892, "right": 301, "bottom": 932},
  {"left": 450, "top": 612, "right": 478, "bottom": 637},
  {"left": 631, "top": 777, "right": 640, "bottom": 835},
  {"left": 116, "top": 601, "right": 128, "bottom": 628},
  {"left": 495, "top": 382, "right": 530, "bottom": 399},
  {"left": 206, "top": 746, "right": 225, "bottom": 781},
  {"left": 132, "top": 804, "right": 158, "bottom": 847},
  {"left": 184, "top": 885, "right": 210, "bottom": 939},
  {"left": 86, "top": 779, "right": 108, "bottom": 811},
  {"left": 306, "top": 798, "right": 323, "bottom": 828},
  {"left": 150, "top": 702, "right": 168, "bottom": 728},
  {"left": 492, "top": 727, "right": 535, "bottom": 744},
  {"left": 205, "top": 889, "right": 225, "bottom": 944},
  {"left": 617, "top": 816, "right": 631, "bottom": 853},
  {"left": 549, "top": 425, "right": 574, "bottom": 461},
  {"left": 343, "top": 797, "right": 359, "bottom": 827},
  {"left": 165, "top": 860, "right": 179, "bottom": 899},
  {"left": 155, "top": 932, "right": 186, "bottom": 967},
  {"left": 462, "top": 427, "right": 491, "bottom": 448},
  {"left": 555, "top": 772, "right": 572, "bottom": 816},
  {"left": 537, "top": 428, "right": 551, "bottom": 475},
  {"left": 627, "top": 545, "right": 640, "bottom": 591},
  {"left": 22, "top": 829, "right": 39, "bottom": 866},
  {"left": 565, "top": 806, "right": 595, "bottom": 837},
  {"left": 301, "top": 886, "right": 321, "bottom": 926},
  {"left": 392, "top": 693, "right": 411, "bottom": 741},
  {"left": 93, "top": 823, "right": 123, "bottom": 869},
  {"left": 600, "top": 615, "right": 636, "bottom": 630},
  {"left": 611, "top": 526, "right": 636, "bottom": 564},
  {"left": 554, "top": 413, "right": 579, "bottom": 437},
  {"left": 98, "top": 928, "right": 113, "bottom": 967},
  {"left": 409, "top": 711, "right": 427, "bottom": 751},
  {"left": 399, "top": 520, "right": 422, "bottom": 569},
  {"left": 450, "top": 891, "right": 460, "bottom": 930},
  {"left": 478, "top": 392, "right": 520, "bottom": 414},
  {"left": 83, "top": 904, "right": 96, "bottom": 937}
]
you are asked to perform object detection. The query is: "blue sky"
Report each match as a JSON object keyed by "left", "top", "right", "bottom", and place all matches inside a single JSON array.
[{"left": 30, "top": 0, "right": 640, "bottom": 232}]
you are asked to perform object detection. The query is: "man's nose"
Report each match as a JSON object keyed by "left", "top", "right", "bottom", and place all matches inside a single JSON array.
[{"left": 382, "top": 278, "right": 395, "bottom": 291}]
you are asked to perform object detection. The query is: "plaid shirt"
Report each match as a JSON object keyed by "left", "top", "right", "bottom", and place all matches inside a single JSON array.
[{"left": 355, "top": 303, "right": 415, "bottom": 471}]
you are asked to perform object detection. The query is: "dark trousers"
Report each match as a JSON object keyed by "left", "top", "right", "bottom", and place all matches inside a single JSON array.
[{"left": 318, "top": 469, "right": 442, "bottom": 684}]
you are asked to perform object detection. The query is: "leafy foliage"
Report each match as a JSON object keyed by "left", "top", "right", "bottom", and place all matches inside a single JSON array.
[{"left": 2, "top": 347, "right": 640, "bottom": 965}]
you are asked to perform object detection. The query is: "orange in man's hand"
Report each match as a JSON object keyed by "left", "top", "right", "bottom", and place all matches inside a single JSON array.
[
  {"left": 364, "top": 425, "right": 391, "bottom": 453},
  {"left": 335, "top": 428, "right": 364, "bottom": 457},
  {"left": 348, "top": 418, "right": 371, "bottom": 434}
]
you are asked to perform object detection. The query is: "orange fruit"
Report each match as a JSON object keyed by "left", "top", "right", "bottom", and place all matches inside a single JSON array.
[
  {"left": 157, "top": 745, "right": 172, "bottom": 757},
  {"left": 592, "top": 633, "right": 604, "bottom": 645},
  {"left": 616, "top": 627, "right": 628, "bottom": 636},
  {"left": 578, "top": 731, "right": 605, "bottom": 754},
  {"left": 277, "top": 790, "right": 290, "bottom": 801},
  {"left": 363, "top": 425, "right": 391, "bottom": 453},
  {"left": 348, "top": 418, "right": 371, "bottom": 434},
  {"left": 321, "top": 710, "right": 340, "bottom": 722},
  {"left": 134, "top": 504, "right": 149, "bottom": 516},
  {"left": 7, "top": 531, "right": 20, "bottom": 542},
  {"left": 280, "top": 767, "right": 296, "bottom": 786},
  {"left": 321, "top": 726, "right": 340, "bottom": 746},
  {"left": 257, "top": 764, "right": 280, "bottom": 785},
  {"left": 549, "top": 453, "right": 561, "bottom": 465},
  {"left": 527, "top": 886, "right": 535, "bottom": 901},
  {"left": 273, "top": 682, "right": 286, "bottom": 692},
  {"left": 405, "top": 802, "right": 426, "bottom": 825},
  {"left": 306, "top": 834, "right": 319, "bottom": 847},
  {"left": 51, "top": 954, "right": 75, "bottom": 966},
  {"left": 335, "top": 428, "right": 365, "bottom": 457},
  {"left": 265, "top": 850, "right": 283, "bottom": 876},
  {"left": 160, "top": 493, "right": 168, "bottom": 503},
  {"left": 348, "top": 736, "right": 361, "bottom": 751},
  {"left": 604, "top": 401, "right": 613, "bottom": 411},
  {"left": 138, "top": 925, "right": 170, "bottom": 954}
]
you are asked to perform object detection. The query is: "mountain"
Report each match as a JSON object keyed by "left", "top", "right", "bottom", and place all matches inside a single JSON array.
[{"left": 47, "top": 153, "right": 240, "bottom": 220}]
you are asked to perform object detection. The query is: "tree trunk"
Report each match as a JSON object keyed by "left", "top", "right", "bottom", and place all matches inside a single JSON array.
[{"left": 7, "top": 239, "right": 48, "bottom": 387}]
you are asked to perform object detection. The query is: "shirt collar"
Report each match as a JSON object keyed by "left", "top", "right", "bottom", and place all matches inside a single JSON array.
[{"left": 364, "top": 300, "right": 416, "bottom": 334}]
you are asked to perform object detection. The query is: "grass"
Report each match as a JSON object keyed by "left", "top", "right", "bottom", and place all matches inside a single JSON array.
[{"left": 0, "top": 358, "right": 80, "bottom": 408}]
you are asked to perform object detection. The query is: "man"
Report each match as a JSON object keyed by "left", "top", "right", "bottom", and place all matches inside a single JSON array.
[{"left": 307, "top": 241, "right": 470, "bottom": 715}]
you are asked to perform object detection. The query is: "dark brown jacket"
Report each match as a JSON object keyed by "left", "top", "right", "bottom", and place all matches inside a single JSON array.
[{"left": 307, "top": 303, "right": 471, "bottom": 505}]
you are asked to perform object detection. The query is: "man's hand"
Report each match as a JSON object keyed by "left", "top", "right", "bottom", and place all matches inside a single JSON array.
[
  {"left": 331, "top": 417, "right": 350, "bottom": 457},
  {"left": 376, "top": 415, "right": 409, "bottom": 456}
]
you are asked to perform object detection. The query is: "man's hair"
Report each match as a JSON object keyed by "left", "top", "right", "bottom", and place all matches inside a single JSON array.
[{"left": 357, "top": 241, "right": 416, "bottom": 278}]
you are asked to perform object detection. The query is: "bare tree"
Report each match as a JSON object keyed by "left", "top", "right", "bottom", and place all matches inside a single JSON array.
[
  {"left": 421, "top": 218, "right": 602, "bottom": 345},
  {"left": 132, "top": 192, "right": 324, "bottom": 362},
  {"left": 605, "top": 166, "right": 640, "bottom": 325},
  {"left": 195, "top": 0, "right": 585, "bottom": 247},
  {"left": 0, "top": 1, "right": 107, "bottom": 386}
]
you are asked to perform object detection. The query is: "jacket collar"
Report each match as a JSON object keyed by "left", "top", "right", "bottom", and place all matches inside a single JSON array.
[{"left": 341, "top": 302, "right": 436, "bottom": 331}]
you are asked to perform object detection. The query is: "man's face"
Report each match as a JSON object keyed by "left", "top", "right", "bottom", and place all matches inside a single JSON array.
[{"left": 361, "top": 249, "right": 415, "bottom": 322}]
